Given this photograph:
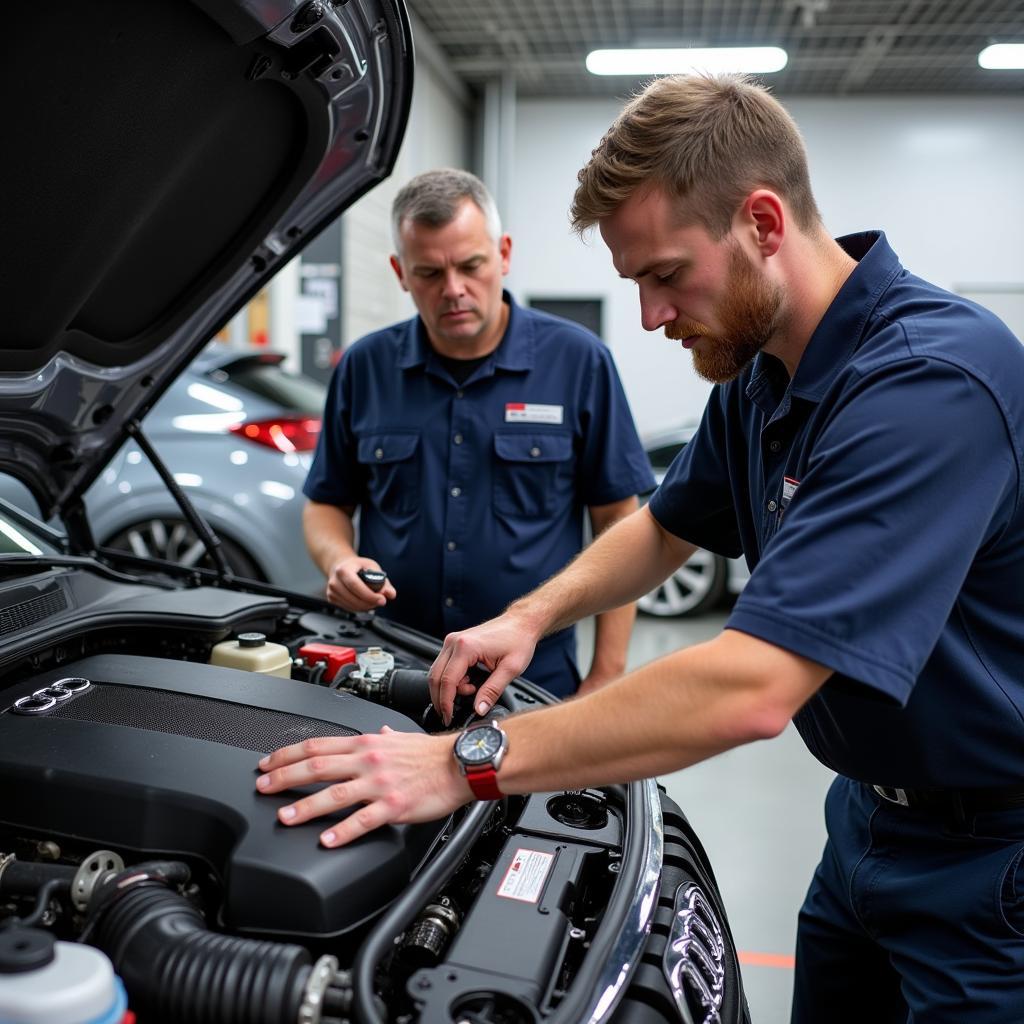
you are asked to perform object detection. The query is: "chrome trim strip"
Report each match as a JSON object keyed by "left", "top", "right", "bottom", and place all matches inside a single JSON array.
[{"left": 582, "top": 778, "right": 665, "bottom": 1024}]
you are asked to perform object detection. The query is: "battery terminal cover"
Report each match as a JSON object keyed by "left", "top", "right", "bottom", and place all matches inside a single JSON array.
[{"left": 297, "top": 643, "right": 358, "bottom": 683}]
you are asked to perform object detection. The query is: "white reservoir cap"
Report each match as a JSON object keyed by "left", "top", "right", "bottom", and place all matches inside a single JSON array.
[{"left": 0, "top": 940, "right": 126, "bottom": 1024}]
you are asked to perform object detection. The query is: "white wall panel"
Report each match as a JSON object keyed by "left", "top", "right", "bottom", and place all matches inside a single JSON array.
[
  {"left": 509, "top": 95, "right": 1024, "bottom": 436},
  {"left": 341, "top": 50, "right": 472, "bottom": 346}
]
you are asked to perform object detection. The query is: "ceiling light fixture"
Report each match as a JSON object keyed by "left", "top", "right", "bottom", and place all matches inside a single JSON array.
[
  {"left": 978, "top": 43, "right": 1024, "bottom": 69},
  {"left": 585, "top": 46, "right": 788, "bottom": 76}
]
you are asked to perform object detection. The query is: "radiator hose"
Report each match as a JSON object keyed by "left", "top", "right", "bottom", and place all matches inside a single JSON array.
[{"left": 86, "top": 861, "right": 313, "bottom": 1024}]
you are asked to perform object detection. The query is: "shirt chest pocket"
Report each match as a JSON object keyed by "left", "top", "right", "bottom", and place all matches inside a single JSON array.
[
  {"left": 493, "top": 431, "right": 574, "bottom": 518},
  {"left": 357, "top": 433, "right": 420, "bottom": 516}
]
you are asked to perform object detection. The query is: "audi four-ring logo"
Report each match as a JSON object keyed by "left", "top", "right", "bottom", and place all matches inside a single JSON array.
[
  {"left": 11, "top": 677, "right": 91, "bottom": 714},
  {"left": 663, "top": 882, "right": 726, "bottom": 1024}
]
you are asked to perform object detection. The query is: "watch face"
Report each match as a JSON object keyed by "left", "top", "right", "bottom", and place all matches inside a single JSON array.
[{"left": 457, "top": 726, "right": 503, "bottom": 764}]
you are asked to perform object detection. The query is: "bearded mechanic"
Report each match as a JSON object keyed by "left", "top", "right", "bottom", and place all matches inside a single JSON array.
[{"left": 259, "top": 74, "right": 1024, "bottom": 1022}]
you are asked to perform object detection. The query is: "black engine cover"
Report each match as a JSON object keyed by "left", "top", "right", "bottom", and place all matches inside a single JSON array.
[{"left": 0, "top": 654, "right": 441, "bottom": 938}]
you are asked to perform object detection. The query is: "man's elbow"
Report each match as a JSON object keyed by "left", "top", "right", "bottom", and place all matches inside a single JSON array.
[
  {"left": 588, "top": 495, "right": 641, "bottom": 535},
  {"left": 727, "top": 701, "right": 793, "bottom": 745},
  {"left": 705, "top": 631, "right": 828, "bottom": 747},
  {"left": 715, "top": 678, "right": 806, "bottom": 746}
]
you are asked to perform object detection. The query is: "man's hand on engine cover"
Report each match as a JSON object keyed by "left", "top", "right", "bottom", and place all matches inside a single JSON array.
[{"left": 256, "top": 727, "right": 472, "bottom": 847}]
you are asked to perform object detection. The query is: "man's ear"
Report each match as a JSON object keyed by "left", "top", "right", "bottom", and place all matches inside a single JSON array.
[
  {"left": 389, "top": 253, "right": 409, "bottom": 292},
  {"left": 498, "top": 234, "right": 512, "bottom": 275},
  {"left": 737, "top": 190, "right": 784, "bottom": 258}
]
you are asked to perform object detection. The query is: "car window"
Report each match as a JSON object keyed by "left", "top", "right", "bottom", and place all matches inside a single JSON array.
[
  {"left": 0, "top": 519, "right": 48, "bottom": 555},
  {"left": 213, "top": 364, "right": 326, "bottom": 416},
  {"left": 0, "top": 493, "right": 62, "bottom": 557}
]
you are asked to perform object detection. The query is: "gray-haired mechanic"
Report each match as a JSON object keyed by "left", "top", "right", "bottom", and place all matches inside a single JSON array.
[{"left": 302, "top": 168, "right": 653, "bottom": 699}]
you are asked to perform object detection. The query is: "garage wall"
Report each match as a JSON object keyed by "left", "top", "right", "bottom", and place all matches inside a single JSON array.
[
  {"left": 507, "top": 95, "right": 1024, "bottom": 436},
  {"left": 340, "top": 34, "right": 473, "bottom": 346}
]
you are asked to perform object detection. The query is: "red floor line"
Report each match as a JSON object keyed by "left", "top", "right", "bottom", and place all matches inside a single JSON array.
[{"left": 738, "top": 950, "right": 796, "bottom": 969}]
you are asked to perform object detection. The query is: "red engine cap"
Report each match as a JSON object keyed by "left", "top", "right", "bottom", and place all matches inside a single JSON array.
[{"left": 298, "top": 643, "right": 357, "bottom": 682}]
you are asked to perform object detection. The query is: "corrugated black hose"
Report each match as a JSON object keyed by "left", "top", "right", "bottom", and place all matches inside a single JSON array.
[{"left": 86, "top": 861, "right": 313, "bottom": 1024}]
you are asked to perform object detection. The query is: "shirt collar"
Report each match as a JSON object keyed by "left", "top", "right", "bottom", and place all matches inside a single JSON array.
[
  {"left": 745, "top": 230, "right": 902, "bottom": 408},
  {"left": 396, "top": 290, "right": 534, "bottom": 373}
]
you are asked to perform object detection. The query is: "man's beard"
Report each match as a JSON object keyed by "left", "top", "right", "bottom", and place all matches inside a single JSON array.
[{"left": 665, "top": 243, "right": 783, "bottom": 384}]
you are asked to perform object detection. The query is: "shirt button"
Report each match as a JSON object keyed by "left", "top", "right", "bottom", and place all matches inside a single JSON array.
[
  {"left": 447, "top": 541, "right": 457, "bottom": 551},
  {"left": 445, "top": 597, "right": 454, "bottom": 607},
  {"left": 374, "top": 447, "right": 384, "bottom": 460},
  {"left": 767, "top": 499, "right": 778, "bottom": 512},
  {"left": 456, "top": 390, "right": 464, "bottom": 399},
  {"left": 769, "top": 440, "right": 781, "bottom": 453},
  {"left": 450, "top": 486, "right": 461, "bottom": 497},
  {"left": 530, "top": 446, "right": 541, "bottom": 457},
  {"left": 453, "top": 434, "right": 463, "bottom": 445}
]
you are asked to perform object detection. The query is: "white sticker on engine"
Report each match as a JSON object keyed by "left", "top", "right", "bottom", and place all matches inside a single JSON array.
[{"left": 496, "top": 848, "right": 555, "bottom": 903}]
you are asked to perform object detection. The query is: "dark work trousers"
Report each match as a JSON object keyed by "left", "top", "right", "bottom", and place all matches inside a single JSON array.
[
  {"left": 523, "top": 633, "right": 581, "bottom": 699},
  {"left": 792, "top": 775, "right": 1024, "bottom": 1023}
]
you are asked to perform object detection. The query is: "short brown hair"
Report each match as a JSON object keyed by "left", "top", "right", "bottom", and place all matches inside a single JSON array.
[{"left": 571, "top": 73, "right": 821, "bottom": 238}]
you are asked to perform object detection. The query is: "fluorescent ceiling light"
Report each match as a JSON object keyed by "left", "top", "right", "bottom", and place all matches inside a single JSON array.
[
  {"left": 978, "top": 43, "right": 1024, "bottom": 69},
  {"left": 586, "top": 46, "right": 788, "bottom": 76}
]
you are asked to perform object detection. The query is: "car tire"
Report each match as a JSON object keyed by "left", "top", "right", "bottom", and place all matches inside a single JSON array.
[
  {"left": 638, "top": 549, "right": 728, "bottom": 618},
  {"left": 102, "top": 518, "right": 266, "bottom": 581}
]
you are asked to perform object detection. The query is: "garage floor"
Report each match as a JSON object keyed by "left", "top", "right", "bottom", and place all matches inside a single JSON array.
[{"left": 577, "top": 611, "right": 835, "bottom": 1024}]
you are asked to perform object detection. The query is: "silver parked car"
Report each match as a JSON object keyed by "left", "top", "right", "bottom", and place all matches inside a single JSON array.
[
  {"left": 90, "top": 346, "right": 325, "bottom": 593},
  {"left": 0, "top": 347, "right": 326, "bottom": 595},
  {"left": 640, "top": 426, "right": 750, "bottom": 617}
]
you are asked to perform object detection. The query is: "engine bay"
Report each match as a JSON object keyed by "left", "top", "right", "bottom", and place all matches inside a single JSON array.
[{"left": 0, "top": 565, "right": 635, "bottom": 1024}]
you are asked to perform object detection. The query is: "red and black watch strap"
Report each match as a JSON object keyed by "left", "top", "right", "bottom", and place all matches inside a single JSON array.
[{"left": 464, "top": 765, "right": 503, "bottom": 801}]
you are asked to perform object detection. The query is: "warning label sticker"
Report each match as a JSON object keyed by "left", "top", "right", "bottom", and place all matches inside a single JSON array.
[{"left": 496, "top": 848, "right": 555, "bottom": 903}]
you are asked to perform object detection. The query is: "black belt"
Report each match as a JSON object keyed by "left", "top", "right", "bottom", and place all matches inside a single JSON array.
[{"left": 871, "top": 783, "right": 1024, "bottom": 815}]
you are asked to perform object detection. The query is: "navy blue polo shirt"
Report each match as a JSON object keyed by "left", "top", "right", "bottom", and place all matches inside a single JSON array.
[
  {"left": 650, "top": 232, "right": 1024, "bottom": 787},
  {"left": 305, "top": 292, "right": 654, "bottom": 687}
]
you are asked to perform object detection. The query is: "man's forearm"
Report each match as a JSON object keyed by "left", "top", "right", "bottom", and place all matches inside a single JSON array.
[
  {"left": 303, "top": 501, "right": 358, "bottom": 577},
  {"left": 510, "top": 506, "right": 696, "bottom": 642},
  {"left": 589, "top": 603, "right": 636, "bottom": 678},
  {"left": 583, "top": 496, "right": 641, "bottom": 680},
  {"left": 499, "top": 629, "right": 831, "bottom": 793}
]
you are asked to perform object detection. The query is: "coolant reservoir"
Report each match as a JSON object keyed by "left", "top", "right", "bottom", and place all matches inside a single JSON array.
[
  {"left": 0, "top": 929, "right": 129, "bottom": 1024},
  {"left": 209, "top": 632, "right": 292, "bottom": 678}
]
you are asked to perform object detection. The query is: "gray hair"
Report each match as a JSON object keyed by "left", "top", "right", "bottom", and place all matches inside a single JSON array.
[{"left": 391, "top": 168, "right": 503, "bottom": 254}]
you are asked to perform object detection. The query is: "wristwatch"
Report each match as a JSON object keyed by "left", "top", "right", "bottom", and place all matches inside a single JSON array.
[{"left": 453, "top": 720, "right": 509, "bottom": 801}]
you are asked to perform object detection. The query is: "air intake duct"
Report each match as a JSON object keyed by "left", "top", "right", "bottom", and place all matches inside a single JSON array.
[{"left": 87, "top": 862, "right": 312, "bottom": 1024}]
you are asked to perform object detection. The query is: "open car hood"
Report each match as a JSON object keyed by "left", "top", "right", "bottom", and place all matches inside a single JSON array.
[{"left": 0, "top": 0, "right": 412, "bottom": 521}]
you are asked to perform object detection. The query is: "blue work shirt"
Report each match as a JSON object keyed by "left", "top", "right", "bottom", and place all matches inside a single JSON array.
[
  {"left": 650, "top": 232, "right": 1024, "bottom": 787},
  {"left": 305, "top": 292, "right": 654, "bottom": 692}
]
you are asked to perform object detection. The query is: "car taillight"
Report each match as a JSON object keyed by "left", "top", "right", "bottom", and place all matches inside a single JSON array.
[{"left": 229, "top": 417, "right": 321, "bottom": 453}]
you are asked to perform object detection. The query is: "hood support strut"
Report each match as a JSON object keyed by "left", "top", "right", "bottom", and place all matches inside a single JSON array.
[
  {"left": 124, "top": 420, "right": 231, "bottom": 581},
  {"left": 61, "top": 497, "right": 96, "bottom": 558}
]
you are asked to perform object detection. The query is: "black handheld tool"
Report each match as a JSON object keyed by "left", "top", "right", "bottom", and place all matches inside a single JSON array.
[{"left": 357, "top": 568, "right": 388, "bottom": 592}]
